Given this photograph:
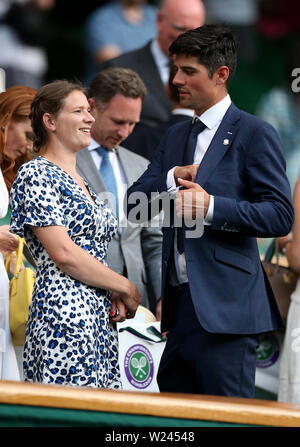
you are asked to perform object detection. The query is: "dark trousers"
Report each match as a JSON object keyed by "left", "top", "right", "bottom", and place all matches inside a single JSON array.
[{"left": 157, "top": 284, "right": 261, "bottom": 397}]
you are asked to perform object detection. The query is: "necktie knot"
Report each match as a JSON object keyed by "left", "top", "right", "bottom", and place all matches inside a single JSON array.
[
  {"left": 183, "top": 119, "right": 206, "bottom": 166},
  {"left": 96, "top": 145, "right": 109, "bottom": 159},
  {"left": 191, "top": 118, "right": 206, "bottom": 135}
]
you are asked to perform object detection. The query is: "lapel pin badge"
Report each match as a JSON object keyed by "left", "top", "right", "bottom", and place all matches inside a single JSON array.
[{"left": 223, "top": 138, "right": 230, "bottom": 146}]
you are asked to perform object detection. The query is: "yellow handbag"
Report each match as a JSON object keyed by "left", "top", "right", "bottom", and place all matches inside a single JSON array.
[{"left": 5, "top": 237, "right": 35, "bottom": 346}]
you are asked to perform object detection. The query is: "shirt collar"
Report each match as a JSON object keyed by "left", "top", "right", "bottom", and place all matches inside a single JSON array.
[
  {"left": 194, "top": 94, "right": 231, "bottom": 130},
  {"left": 88, "top": 137, "right": 117, "bottom": 154},
  {"left": 88, "top": 137, "right": 99, "bottom": 150},
  {"left": 172, "top": 108, "right": 195, "bottom": 117},
  {"left": 150, "top": 38, "right": 169, "bottom": 71}
]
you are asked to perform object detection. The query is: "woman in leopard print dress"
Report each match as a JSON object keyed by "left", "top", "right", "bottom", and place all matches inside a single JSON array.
[{"left": 10, "top": 80, "right": 140, "bottom": 387}]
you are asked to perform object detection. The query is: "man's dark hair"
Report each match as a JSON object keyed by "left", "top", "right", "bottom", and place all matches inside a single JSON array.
[
  {"left": 169, "top": 24, "right": 237, "bottom": 86},
  {"left": 88, "top": 67, "right": 147, "bottom": 109}
]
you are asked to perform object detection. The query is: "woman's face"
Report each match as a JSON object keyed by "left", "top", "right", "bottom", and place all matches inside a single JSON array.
[
  {"left": 5, "top": 118, "right": 33, "bottom": 160},
  {"left": 52, "top": 90, "right": 94, "bottom": 151}
]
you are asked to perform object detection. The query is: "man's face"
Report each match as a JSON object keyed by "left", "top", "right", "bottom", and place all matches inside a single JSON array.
[
  {"left": 157, "top": 0, "right": 205, "bottom": 56},
  {"left": 172, "top": 54, "right": 222, "bottom": 116},
  {"left": 90, "top": 93, "right": 142, "bottom": 150}
]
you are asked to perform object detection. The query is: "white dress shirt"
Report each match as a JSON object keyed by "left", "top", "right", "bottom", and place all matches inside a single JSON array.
[
  {"left": 171, "top": 108, "right": 195, "bottom": 118},
  {"left": 167, "top": 94, "right": 232, "bottom": 285},
  {"left": 150, "top": 39, "right": 170, "bottom": 84}
]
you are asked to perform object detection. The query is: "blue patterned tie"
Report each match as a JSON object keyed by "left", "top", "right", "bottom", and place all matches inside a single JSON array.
[
  {"left": 96, "top": 146, "right": 119, "bottom": 219},
  {"left": 177, "top": 118, "right": 206, "bottom": 254}
]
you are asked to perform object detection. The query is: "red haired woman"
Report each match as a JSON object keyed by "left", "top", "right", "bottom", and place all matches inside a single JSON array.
[
  {"left": 0, "top": 86, "right": 36, "bottom": 193},
  {"left": 0, "top": 86, "right": 36, "bottom": 381}
]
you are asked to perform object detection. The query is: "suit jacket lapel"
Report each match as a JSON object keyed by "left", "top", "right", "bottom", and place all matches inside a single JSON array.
[
  {"left": 76, "top": 148, "right": 106, "bottom": 194},
  {"left": 167, "top": 121, "right": 193, "bottom": 169},
  {"left": 195, "top": 103, "right": 241, "bottom": 185},
  {"left": 113, "top": 146, "right": 136, "bottom": 238},
  {"left": 117, "top": 146, "right": 140, "bottom": 237},
  {"left": 117, "top": 146, "right": 133, "bottom": 186},
  {"left": 76, "top": 148, "right": 119, "bottom": 217}
]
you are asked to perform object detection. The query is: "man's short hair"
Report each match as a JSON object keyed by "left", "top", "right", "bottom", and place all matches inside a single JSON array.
[
  {"left": 169, "top": 24, "right": 237, "bottom": 86},
  {"left": 88, "top": 67, "right": 147, "bottom": 108}
]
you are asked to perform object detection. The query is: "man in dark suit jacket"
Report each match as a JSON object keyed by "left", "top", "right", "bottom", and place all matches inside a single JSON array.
[
  {"left": 126, "top": 25, "right": 294, "bottom": 398},
  {"left": 99, "top": 0, "right": 206, "bottom": 129}
]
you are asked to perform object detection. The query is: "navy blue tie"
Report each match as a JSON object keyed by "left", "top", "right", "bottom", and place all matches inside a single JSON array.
[
  {"left": 96, "top": 146, "right": 119, "bottom": 219},
  {"left": 183, "top": 118, "right": 207, "bottom": 165},
  {"left": 177, "top": 118, "right": 206, "bottom": 254}
]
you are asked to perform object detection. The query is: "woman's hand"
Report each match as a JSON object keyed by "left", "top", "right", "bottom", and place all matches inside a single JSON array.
[
  {"left": 110, "top": 281, "right": 141, "bottom": 322},
  {"left": 6, "top": 251, "right": 24, "bottom": 275},
  {"left": 0, "top": 226, "right": 19, "bottom": 254},
  {"left": 121, "top": 281, "right": 141, "bottom": 318},
  {"left": 109, "top": 293, "right": 128, "bottom": 323}
]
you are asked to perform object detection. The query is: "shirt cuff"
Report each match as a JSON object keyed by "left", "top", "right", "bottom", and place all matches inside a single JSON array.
[
  {"left": 204, "top": 195, "right": 214, "bottom": 225},
  {"left": 167, "top": 167, "right": 214, "bottom": 224},
  {"left": 166, "top": 167, "right": 179, "bottom": 194}
]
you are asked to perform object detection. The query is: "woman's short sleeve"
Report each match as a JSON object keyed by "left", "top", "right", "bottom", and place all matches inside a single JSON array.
[{"left": 10, "top": 161, "right": 66, "bottom": 237}]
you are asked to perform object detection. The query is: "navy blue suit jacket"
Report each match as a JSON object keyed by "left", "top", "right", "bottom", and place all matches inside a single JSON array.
[{"left": 126, "top": 103, "right": 294, "bottom": 335}]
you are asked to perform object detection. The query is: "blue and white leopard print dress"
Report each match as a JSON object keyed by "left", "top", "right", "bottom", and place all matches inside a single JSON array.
[{"left": 10, "top": 156, "right": 121, "bottom": 388}]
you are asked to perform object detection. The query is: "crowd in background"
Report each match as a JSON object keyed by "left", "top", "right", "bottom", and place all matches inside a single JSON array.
[{"left": 1, "top": 1, "right": 300, "bottom": 189}]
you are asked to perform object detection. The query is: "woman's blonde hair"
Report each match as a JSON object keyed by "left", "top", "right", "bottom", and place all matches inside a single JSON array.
[{"left": 0, "top": 86, "right": 36, "bottom": 191}]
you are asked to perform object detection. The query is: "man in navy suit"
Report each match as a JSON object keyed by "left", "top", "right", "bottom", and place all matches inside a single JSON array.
[{"left": 126, "top": 25, "right": 294, "bottom": 397}]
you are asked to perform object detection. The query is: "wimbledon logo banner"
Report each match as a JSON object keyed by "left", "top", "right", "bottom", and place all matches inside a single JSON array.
[{"left": 124, "top": 344, "right": 154, "bottom": 389}]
